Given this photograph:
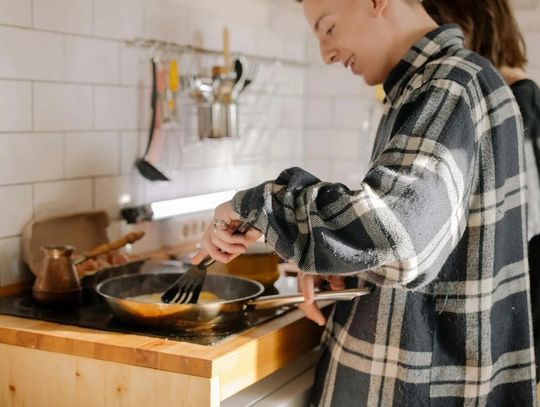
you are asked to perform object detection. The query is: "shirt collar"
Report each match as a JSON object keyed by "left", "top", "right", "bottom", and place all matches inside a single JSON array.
[{"left": 383, "top": 24, "right": 465, "bottom": 103}]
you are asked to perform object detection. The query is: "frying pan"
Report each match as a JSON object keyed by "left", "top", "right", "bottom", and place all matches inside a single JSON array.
[{"left": 96, "top": 272, "right": 371, "bottom": 330}]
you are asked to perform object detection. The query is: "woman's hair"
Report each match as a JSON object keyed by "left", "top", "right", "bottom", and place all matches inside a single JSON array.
[{"left": 422, "top": 0, "right": 527, "bottom": 68}]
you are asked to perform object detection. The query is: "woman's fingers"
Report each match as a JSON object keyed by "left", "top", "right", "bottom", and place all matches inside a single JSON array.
[
  {"left": 298, "top": 302, "right": 326, "bottom": 326},
  {"left": 213, "top": 228, "right": 248, "bottom": 246},
  {"left": 210, "top": 232, "right": 247, "bottom": 254},
  {"left": 297, "top": 271, "right": 326, "bottom": 326}
]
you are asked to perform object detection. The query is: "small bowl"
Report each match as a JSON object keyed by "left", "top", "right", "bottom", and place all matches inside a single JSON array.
[{"left": 212, "top": 242, "right": 280, "bottom": 286}]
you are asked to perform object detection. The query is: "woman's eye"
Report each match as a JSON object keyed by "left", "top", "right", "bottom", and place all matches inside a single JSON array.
[{"left": 326, "top": 25, "right": 335, "bottom": 36}]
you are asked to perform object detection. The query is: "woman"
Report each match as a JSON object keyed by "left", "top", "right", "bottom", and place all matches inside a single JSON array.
[
  {"left": 422, "top": 0, "right": 540, "bottom": 381},
  {"left": 194, "top": 0, "right": 536, "bottom": 404}
]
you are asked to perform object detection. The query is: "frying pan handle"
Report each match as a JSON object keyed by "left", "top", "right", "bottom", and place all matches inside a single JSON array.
[{"left": 246, "top": 288, "right": 372, "bottom": 310}]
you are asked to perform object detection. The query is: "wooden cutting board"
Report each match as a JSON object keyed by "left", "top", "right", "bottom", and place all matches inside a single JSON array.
[{"left": 21, "top": 210, "right": 110, "bottom": 275}]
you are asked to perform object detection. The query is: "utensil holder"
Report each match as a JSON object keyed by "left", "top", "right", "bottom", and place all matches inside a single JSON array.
[{"left": 197, "top": 102, "right": 238, "bottom": 139}]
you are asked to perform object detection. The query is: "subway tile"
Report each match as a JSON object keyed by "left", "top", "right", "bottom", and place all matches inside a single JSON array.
[
  {"left": 0, "top": 26, "right": 63, "bottom": 81},
  {"left": 33, "top": 179, "right": 93, "bottom": 218},
  {"left": 0, "top": 237, "right": 31, "bottom": 286},
  {"left": 120, "top": 46, "right": 152, "bottom": 86},
  {"left": 226, "top": 164, "right": 266, "bottom": 189},
  {"left": 269, "top": 96, "right": 304, "bottom": 128},
  {"left": 0, "top": 133, "right": 63, "bottom": 185},
  {"left": 227, "top": 23, "right": 258, "bottom": 56},
  {"left": 305, "top": 128, "right": 369, "bottom": 160},
  {"left": 186, "top": 10, "right": 224, "bottom": 52},
  {"left": 234, "top": 127, "right": 270, "bottom": 161},
  {"left": 177, "top": 0, "right": 269, "bottom": 27},
  {"left": 143, "top": 177, "right": 185, "bottom": 203},
  {"left": 281, "top": 34, "right": 307, "bottom": 63},
  {"left": 34, "top": 82, "right": 93, "bottom": 131},
  {"left": 93, "top": 0, "right": 144, "bottom": 40},
  {"left": 330, "top": 159, "right": 366, "bottom": 189},
  {"left": 276, "top": 66, "right": 305, "bottom": 96},
  {"left": 120, "top": 131, "right": 144, "bottom": 175},
  {"left": 240, "top": 62, "right": 281, "bottom": 95},
  {"left": 304, "top": 129, "right": 333, "bottom": 157},
  {"left": 306, "top": 64, "right": 372, "bottom": 98},
  {"left": 185, "top": 167, "right": 237, "bottom": 196},
  {"left": 93, "top": 86, "right": 140, "bottom": 130},
  {"left": 255, "top": 28, "right": 283, "bottom": 59},
  {"left": 65, "top": 36, "right": 120, "bottom": 84},
  {"left": 0, "top": 0, "right": 31, "bottom": 27},
  {"left": 64, "top": 132, "right": 120, "bottom": 178},
  {"left": 269, "top": 4, "right": 307, "bottom": 38},
  {"left": 94, "top": 176, "right": 144, "bottom": 220},
  {"left": 0, "top": 80, "right": 32, "bottom": 132},
  {"left": 333, "top": 98, "right": 375, "bottom": 128},
  {"left": 33, "top": 0, "right": 92, "bottom": 35},
  {"left": 306, "top": 98, "right": 333, "bottom": 128},
  {"left": 303, "top": 158, "right": 331, "bottom": 181},
  {"left": 144, "top": 2, "right": 189, "bottom": 44},
  {"left": 0, "top": 185, "right": 33, "bottom": 238},
  {"left": 152, "top": 128, "right": 187, "bottom": 173},
  {"left": 269, "top": 128, "right": 303, "bottom": 160},
  {"left": 179, "top": 141, "right": 208, "bottom": 170},
  {"left": 330, "top": 130, "right": 362, "bottom": 159},
  {"left": 204, "top": 139, "right": 235, "bottom": 168}
]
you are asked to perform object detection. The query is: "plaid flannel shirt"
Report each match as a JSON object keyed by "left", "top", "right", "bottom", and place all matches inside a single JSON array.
[{"left": 232, "top": 25, "right": 536, "bottom": 406}]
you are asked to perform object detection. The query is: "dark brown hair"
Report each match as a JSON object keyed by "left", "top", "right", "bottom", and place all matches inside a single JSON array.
[{"left": 422, "top": 0, "right": 527, "bottom": 68}]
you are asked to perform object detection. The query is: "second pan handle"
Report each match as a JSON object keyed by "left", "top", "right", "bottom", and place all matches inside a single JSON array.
[{"left": 246, "top": 287, "right": 372, "bottom": 310}]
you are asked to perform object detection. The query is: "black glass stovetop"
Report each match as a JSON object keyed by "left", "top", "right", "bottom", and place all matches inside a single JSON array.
[{"left": 0, "top": 275, "right": 299, "bottom": 346}]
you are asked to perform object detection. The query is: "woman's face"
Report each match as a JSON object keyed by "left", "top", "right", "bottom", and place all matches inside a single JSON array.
[{"left": 303, "top": 0, "right": 396, "bottom": 85}]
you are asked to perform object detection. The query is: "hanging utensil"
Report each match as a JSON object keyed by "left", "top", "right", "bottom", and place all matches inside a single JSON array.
[{"left": 136, "top": 59, "right": 170, "bottom": 181}]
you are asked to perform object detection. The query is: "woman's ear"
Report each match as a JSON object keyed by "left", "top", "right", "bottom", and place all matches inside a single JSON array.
[{"left": 370, "top": 0, "right": 389, "bottom": 16}]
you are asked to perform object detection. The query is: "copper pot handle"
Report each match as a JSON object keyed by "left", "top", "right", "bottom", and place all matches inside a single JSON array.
[{"left": 73, "top": 231, "right": 145, "bottom": 265}]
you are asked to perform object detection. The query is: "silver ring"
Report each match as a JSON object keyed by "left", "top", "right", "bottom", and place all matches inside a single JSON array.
[{"left": 212, "top": 218, "right": 228, "bottom": 231}]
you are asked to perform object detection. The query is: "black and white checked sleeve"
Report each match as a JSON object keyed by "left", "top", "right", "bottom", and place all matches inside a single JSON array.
[{"left": 233, "top": 80, "right": 477, "bottom": 289}]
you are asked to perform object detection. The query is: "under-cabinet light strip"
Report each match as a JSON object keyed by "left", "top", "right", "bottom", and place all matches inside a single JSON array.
[{"left": 150, "top": 190, "right": 237, "bottom": 220}]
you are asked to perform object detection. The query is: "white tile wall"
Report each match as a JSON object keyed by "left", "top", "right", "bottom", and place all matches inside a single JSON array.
[
  {"left": 93, "top": 86, "right": 140, "bottom": 130},
  {"left": 0, "top": 237, "right": 29, "bottom": 286},
  {"left": 0, "top": 26, "right": 64, "bottom": 81},
  {"left": 94, "top": 176, "right": 144, "bottom": 219},
  {"left": 120, "top": 131, "right": 144, "bottom": 174},
  {"left": 34, "top": 83, "right": 93, "bottom": 131},
  {"left": 65, "top": 36, "right": 120, "bottom": 84},
  {"left": 34, "top": 179, "right": 93, "bottom": 218},
  {"left": 0, "top": 185, "right": 33, "bottom": 238},
  {"left": 143, "top": 2, "right": 189, "bottom": 44},
  {"left": 0, "top": 0, "right": 31, "bottom": 27},
  {"left": 0, "top": 80, "right": 32, "bottom": 132},
  {"left": 64, "top": 132, "right": 120, "bottom": 177},
  {"left": 33, "top": 0, "right": 92, "bottom": 35},
  {"left": 0, "top": 133, "right": 64, "bottom": 185},
  {"left": 93, "top": 0, "right": 144, "bottom": 40}
]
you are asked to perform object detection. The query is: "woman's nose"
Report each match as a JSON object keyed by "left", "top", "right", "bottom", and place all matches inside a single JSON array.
[{"left": 320, "top": 43, "right": 338, "bottom": 65}]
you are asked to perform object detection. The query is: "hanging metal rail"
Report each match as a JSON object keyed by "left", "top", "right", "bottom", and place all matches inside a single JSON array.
[{"left": 125, "top": 38, "right": 308, "bottom": 67}]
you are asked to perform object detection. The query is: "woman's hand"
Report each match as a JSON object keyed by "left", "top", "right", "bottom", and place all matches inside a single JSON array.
[
  {"left": 297, "top": 271, "right": 345, "bottom": 326},
  {"left": 191, "top": 201, "right": 262, "bottom": 265}
]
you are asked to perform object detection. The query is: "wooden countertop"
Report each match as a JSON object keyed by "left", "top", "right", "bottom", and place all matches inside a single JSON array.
[
  {"left": 0, "top": 246, "right": 326, "bottom": 400},
  {"left": 0, "top": 305, "right": 326, "bottom": 400}
]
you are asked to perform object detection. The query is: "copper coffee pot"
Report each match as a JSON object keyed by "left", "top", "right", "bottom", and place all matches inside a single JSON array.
[{"left": 32, "top": 245, "right": 82, "bottom": 305}]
